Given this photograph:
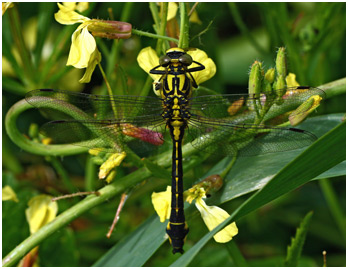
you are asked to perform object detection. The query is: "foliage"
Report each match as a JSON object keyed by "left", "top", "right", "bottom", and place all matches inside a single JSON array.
[{"left": 2, "top": 2, "right": 346, "bottom": 267}]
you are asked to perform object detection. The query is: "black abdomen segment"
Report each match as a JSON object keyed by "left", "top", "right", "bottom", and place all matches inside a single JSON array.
[{"left": 166, "top": 125, "right": 188, "bottom": 254}]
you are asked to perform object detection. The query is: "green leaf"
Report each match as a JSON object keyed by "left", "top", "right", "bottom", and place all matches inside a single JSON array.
[
  {"left": 93, "top": 215, "right": 166, "bottom": 267},
  {"left": 208, "top": 113, "right": 345, "bottom": 205},
  {"left": 284, "top": 211, "right": 313, "bottom": 266}
]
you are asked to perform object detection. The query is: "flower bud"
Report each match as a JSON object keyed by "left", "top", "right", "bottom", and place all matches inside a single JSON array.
[
  {"left": 88, "top": 20, "right": 132, "bottom": 39},
  {"left": 275, "top": 47, "right": 287, "bottom": 78},
  {"left": 122, "top": 123, "right": 163, "bottom": 146},
  {"left": 286, "top": 73, "right": 300, "bottom": 87},
  {"left": 195, "top": 174, "right": 223, "bottom": 196},
  {"left": 28, "top": 123, "right": 39, "bottom": 139},
  {"left": 274, "top": 75, "right": 287, "bottom": 104},
  {"left": 99, "top": 152, "right": 126, "bottom": 179},
  {"left": 264, "top": 68, "right": 275, "bottom": 84},
  {"left": 289, "top": 95, "right": 323, "bottom": 126},
  {"left": 262, "top": 68, "right": 275, "bottom": 95},
  {"left": 248, "top": 61, "right": 262, "bottom": 97}
]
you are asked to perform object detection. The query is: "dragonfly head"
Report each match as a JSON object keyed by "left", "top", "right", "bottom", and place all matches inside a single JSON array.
[{"left": 159, "top": 48, "right": 193, "bottom": 67}]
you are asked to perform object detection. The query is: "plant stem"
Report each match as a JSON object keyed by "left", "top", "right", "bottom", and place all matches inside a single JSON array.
[
  {"left": 132, "top": 28, "right": 178, "bottom": 44},
  {"left": 225, "top": 239, "right": 248, "bottom": 266},
  {"left": 156, "top": 2, "right": 168, "bottom": 54},
  {"left": 178, "top": 2, "right": 189, "bottom": 48}
]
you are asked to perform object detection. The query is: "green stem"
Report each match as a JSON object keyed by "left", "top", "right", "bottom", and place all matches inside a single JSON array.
[
  {"left": 5, "top": 99, "right": 88, "bottom": 156},
  {"left": 149, "top": 2, "right": 161, "bottom": 33},
  {"left": 98, "top": 63, "right": 118, "bottom": 119},
  {"left": 156, "top": 2, "right": 169, "bottom": 54},
  {"left": 318, "top": 178, "right": 346, "bottom": 237},
  {"left": 85, "top": 156, "right": 97, "bottom": 191},
  {"left": 317, "top": 77, "right": 346, "bottom": 98},
  {"left": 106, "top": 2, "right": 134, "bottom": 80},
  {"left": 132, "top": 28, "right": 178, "bottom": 44},
  {"left": 220, "top": 156, "right": 237, "bottom": 180},
  {"left": 178, "top": 2, "right": 189, "bottom": 48}
]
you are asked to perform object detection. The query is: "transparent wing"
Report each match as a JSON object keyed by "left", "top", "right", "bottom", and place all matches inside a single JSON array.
[
  {"left": 186, "top": 116, "right": 317, "bottom": 156},
  {"left": 185, "top": 86, "right": 324, "bottom": 156},
  {"left": 188, "top": 87, "right": 326, "bottom": 120},
  {"left": 26, "top": 89, "right": 164, "bottom": 121},
  {"left": 26, "top": 89, "right": 167, "bottom": 155},
  {"left": 40, "top": 118, "right": 167, "bottom": 153}
]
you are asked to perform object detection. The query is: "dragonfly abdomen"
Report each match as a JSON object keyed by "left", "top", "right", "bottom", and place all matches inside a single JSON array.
[{"left": 166, "top": 123, "right": 188, "bottom": 254}]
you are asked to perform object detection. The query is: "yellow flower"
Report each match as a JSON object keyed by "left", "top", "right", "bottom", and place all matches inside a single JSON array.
[
  {"left": 286, "top": 73, "right": 300, "bottom": 87},
  {"left": 54, "top": 3, "right": 131, "bottom": 83},
  {"left": 151, "top": 186, "right": 171, "bottom": 222},
  {"left": 25, "top": 194, "right": 58, "bottom": 234},
  {"left": 2, "top": 2, "right": 13, "bottom": 15},
  {"left": 162, "top": 2, "right": 201, "bottom": 24},
  {"left": 137, "top": 47, "right": 216, "bottom": 94},
  {"left": 167, "top": 2, "right": 178, "bottom": 21},
  {"left": 2, "top": 185, "right": 19, "bottom": 202},
  {"left": 195, "top": 195, "right": 238, "bottom": 243},
  {"left": 151, "top": 184, "right": 238, "bottom": 243},
  {"left": 98, "top": 151, "right": 127, "bottom": 181},
  {"left": 61, "top": 2, "right": 89, "bottom": 13},
  {"left": 186, "top": 186, "right": 238, "bottom": 243},
  {"left": 55, "top": 3, "right": 99, "bottom": 83},
  {"left": 289, "top": 95, "right": 323, "bottom": 126}
]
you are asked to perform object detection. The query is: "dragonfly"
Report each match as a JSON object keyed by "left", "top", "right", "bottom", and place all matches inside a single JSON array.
[{"left": 26, "top": 47, "right": 325, "bottom": 254}]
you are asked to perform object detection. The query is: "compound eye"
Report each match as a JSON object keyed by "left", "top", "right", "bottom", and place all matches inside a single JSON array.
[
  {"left": 159, "top": 55, "right": 171, "bottom": 67},
  {"left": 178, "top": 53, "right": 192, "bottom": 66}
]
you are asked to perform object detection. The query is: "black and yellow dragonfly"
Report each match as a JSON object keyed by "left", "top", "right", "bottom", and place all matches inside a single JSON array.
[{"left": 26, "top": 47, "right": 325, "bottom": 254}]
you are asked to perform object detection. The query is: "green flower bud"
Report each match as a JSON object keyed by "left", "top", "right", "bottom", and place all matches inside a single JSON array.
[
  {"left": 28, "top": 123, "right": 39, "bottom": 139},
  {"left": 275, "top": 47, "right": 287, "bottom": 78},
  {"left": 289, "top": 95, "right": 323, "bottom": 126},
  {"left": 88, "top": 20, "right": 132, "bottom": 39},
  {"left": 262, "top": 68, "right": 275, "bottom": 95},
  {"left": 274, "top": 75, "right": 287, "bottom": 104},
  {"left": 248, "top": 61, "right": 262, "bottom": 97},
  {"left": 265, "top": 68, "right": 275, "bottom": 84}
]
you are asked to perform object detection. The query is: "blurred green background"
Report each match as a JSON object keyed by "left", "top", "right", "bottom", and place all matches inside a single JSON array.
[{"left": 2, "top": 2, "right": 345, "bottom": 266}]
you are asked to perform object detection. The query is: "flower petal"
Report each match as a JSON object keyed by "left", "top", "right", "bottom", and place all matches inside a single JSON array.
[
  {"left": 25, "top": 194, "right": 58, "bottom": 234},
  {"left": 99, "top": 151, "right": 126, "bottom": 179},
  {"left": 137, "top": 47, "right": 163, "bottom": 81},
  {"left": 167, "top": 2, "right": 178, "bottom": 21},
  {"left": 187, "top": 49, "right": 216, "bottom": 85},
  {"left": 75, "top": 2, "right": 89, "bottom": 13},
  {"left": 286, "top": 73, "right": 300, "bottom": 87},
  {"left": 55, "top": 3, "right": 89, "bottom": 25},
  {"left": 151, "top": 186, "right": 171, "bottom": 222},
  {"left": 67, "top": 24, "right": 96, "bottom": 68},
  {"left": 2, "top": 185, "right": 19, "bottom": 202},
  {"left": 79, "top": 48, "right": 101, "bottom": 83},
  {"left": 195, "top": 198, "right": 238, "bottom": 243}
]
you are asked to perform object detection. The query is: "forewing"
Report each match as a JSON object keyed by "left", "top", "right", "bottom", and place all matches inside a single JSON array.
[
  {"left": 26, "top": 89, "right": 164, "bottom": 121},
  {"left": 189, "top": 87, "right": 326, "bottom": 120},
  {"left": 26, "top": 89, "right": 167, "bottom": 155},
  {"left": 186, "top": 116, "right": 317, "bottom": 157}
]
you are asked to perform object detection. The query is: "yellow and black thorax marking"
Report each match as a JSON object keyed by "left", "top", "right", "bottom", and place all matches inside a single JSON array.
[{"left": 149, "top": 48, "right": 205, "bottom": 254}]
